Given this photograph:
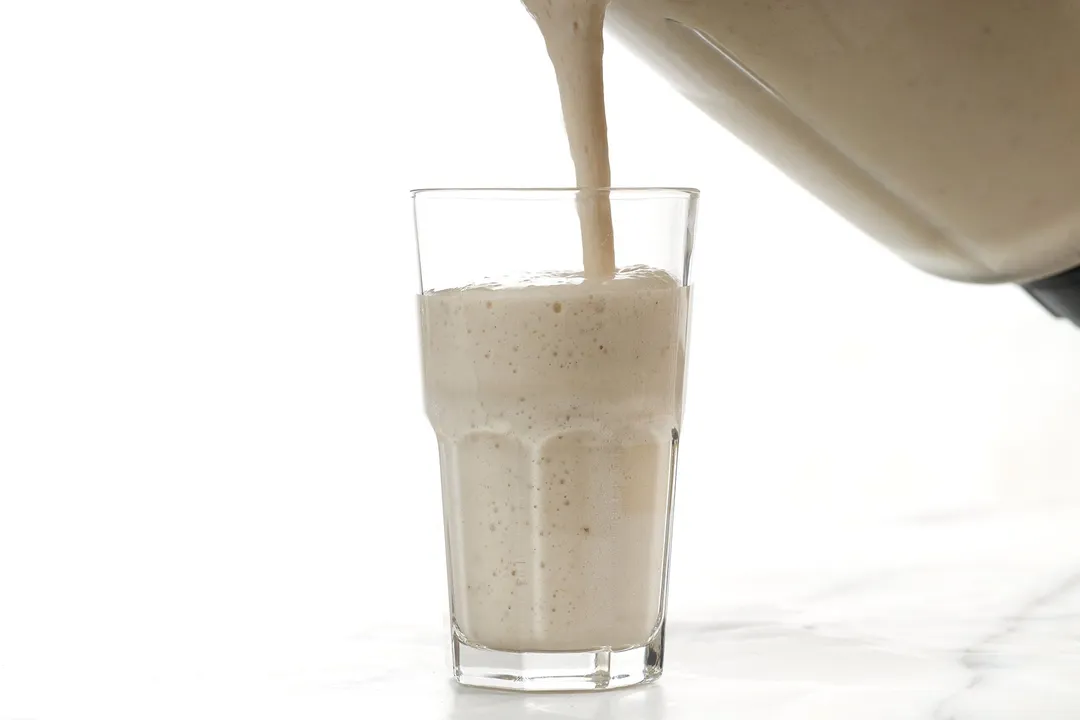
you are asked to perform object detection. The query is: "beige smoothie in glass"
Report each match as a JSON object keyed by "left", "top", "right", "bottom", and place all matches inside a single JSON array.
[{"left": 415, "top": 0, "right": 695, "bottom": 692}]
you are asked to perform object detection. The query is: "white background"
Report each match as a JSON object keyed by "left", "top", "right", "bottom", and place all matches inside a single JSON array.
[{"left": 3, "top": 1, "right": 1080, "bottom": 717}]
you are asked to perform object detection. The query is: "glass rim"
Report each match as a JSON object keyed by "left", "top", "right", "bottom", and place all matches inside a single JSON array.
[{"left": 411, "top": 186, "right": 700, "bottom": 200}]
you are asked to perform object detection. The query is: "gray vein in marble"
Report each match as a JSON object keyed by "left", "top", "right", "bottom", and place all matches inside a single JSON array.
[{"left": 933, "top": 570, "right": 1080, "bottom": 719}]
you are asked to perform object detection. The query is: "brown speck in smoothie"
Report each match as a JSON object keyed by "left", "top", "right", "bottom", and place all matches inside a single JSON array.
[
  {"left": 511, "top": 569, "right": 517, "bottom": 576},
  {"left": 552, "top": 302, "right": 563, "bottom": 313},
  {"left": 583, "top": 526, "right": 590, "bottom": 534},
  {"left": 486, "top": 301, "right": 493, "bottom": 309},
  {"left": 563, "top": 499, "right": 570, "bottom": 506},
  {"left": 489, "top": 523, "right": 496, "bottom": 532}
]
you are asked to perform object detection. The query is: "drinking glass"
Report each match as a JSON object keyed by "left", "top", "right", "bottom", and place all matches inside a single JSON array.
[{"left": 414, "top": 187, "right": 697, "bottom": 691}]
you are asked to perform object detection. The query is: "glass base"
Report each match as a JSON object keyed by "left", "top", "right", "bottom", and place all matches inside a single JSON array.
[{"left": 452, "top": 624, "right": 665, "bottom": 692}]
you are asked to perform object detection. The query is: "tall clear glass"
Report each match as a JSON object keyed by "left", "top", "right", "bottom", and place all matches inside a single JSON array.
[{"left": 413, "top": 188, "right": 698, "bottom": 691}]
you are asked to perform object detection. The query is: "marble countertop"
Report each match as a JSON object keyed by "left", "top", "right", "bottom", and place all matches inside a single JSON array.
[
  {"left": 353, "top": 508, "right": 1080, "bottom": 719},
  {"left": 3, "top": 506, "right": 1079, "bottom": 719}
]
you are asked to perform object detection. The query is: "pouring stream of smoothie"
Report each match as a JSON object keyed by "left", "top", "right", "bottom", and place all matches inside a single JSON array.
[{"left": 522, "top": 0, "right": 616, "bottom": 279}]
